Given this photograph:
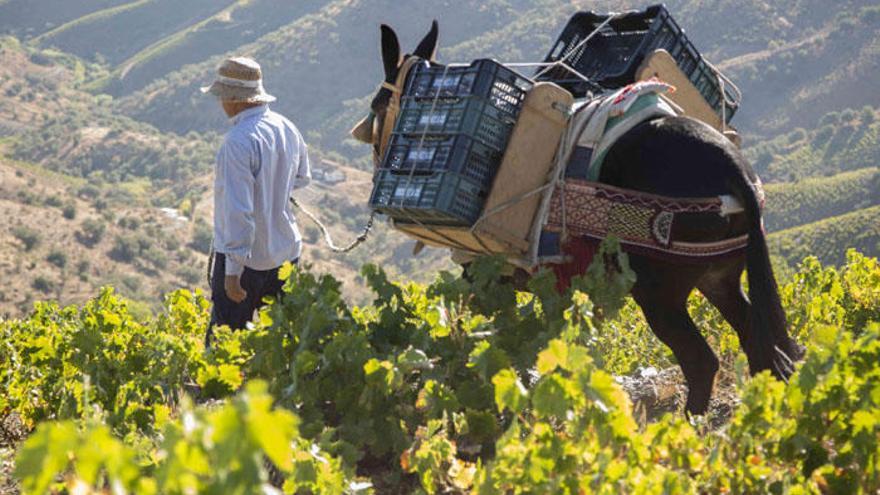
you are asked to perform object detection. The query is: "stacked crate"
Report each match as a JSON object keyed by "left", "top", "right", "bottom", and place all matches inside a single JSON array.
[
  {"left": 369, "top": 59, "right": 533, "bottom": 226},
  {"left": 538, "top": 4, "right": 739, "bottom": 123}
]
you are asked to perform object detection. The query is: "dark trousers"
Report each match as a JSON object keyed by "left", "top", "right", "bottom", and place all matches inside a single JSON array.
[{"left": 206, "top": 253, "right": 296, "bottom": 346}]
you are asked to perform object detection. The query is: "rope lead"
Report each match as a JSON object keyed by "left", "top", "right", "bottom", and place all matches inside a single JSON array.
[
  {"left": 290, "top": 197, "right": 376, "bottom": 253},
  {"left": 206, "top": 197, "right": 376, "bottom": 287}
]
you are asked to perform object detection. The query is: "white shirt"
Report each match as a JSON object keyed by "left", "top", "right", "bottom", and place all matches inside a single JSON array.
[{"left": 213, "top": 105, "right": 311, "bottom": 276}]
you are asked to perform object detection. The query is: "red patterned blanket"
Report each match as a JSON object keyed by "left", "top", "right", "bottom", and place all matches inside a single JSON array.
[{"left": 539, "top": 179, "right": 752, "bottom": 290}]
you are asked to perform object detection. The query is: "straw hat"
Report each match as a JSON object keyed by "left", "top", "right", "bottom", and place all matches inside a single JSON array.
[{"left": 200, "top": 56, "right": 276, "bottom": 103}]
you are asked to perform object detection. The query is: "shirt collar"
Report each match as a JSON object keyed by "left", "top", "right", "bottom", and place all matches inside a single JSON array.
[{"left": 230, "top": 104, "right": 269, "bottom": 125}]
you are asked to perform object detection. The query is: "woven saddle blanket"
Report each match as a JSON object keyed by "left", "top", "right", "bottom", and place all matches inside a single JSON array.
[{"left": 535, "top": 81, "right": 754, "bottom": 281}]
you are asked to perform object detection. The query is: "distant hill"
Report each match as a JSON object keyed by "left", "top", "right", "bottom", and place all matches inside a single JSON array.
[{"left": 100, "top": 0, "right": 880, "bottom": 160}]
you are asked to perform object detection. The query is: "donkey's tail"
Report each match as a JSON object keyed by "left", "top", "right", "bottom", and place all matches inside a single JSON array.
[{"left": 732, "top": 175, "right": 800, "bottom": 379}]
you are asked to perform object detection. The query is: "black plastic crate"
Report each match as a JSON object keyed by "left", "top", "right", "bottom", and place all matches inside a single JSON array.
[
  {"left": 403, "top": 58, "right": 533, "bottom": 116},
  {"left": 393, "top": 96, "right": 518, "bottom": 152},
  {"left": 538, "top": 4, "right": 738, "bottom": 122},
  {"left": 369, "top": 169, "right": 486, "bottom": 226},
  {"left": 381, "top": 133, "right": 501, "bottom": 189}
]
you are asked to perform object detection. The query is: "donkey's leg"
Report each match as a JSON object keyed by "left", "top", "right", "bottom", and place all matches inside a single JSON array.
[
  {"left": 630, "top": 259, "right": 719, "bottom": 415},
  {"left": 698, "top": 258, "right": 804, "bottom": 376},
  {"left": 696, "top": 258, "right": 765, "bottom": 373}
]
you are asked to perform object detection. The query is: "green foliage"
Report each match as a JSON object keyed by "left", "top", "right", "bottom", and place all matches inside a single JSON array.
[
  {"left": 3, "top": 251, "right": 879, "bottom": 493},
  {"left": 14, "top": 381, "right": 349, "bottom": 495},
  {"left": 0, "top": 288, "right": 210, "bottom": 436},
  {"left": 190, "top": 219, "right": 213, "bottom": 255},
  {"left": 109, "top": 234, "right": 139, "bottom": 263},
  {"left": 30, "top": 276, "right": 52, "bottom": 294},
  {"left": 46, "top": 249, "right": 67, "bottom": 269},
  {"left": 76, "top": 218, "right": 105, "bottom": 247},
  {"left": 15, "top": 420, "right": 144, "bottom": 494},
  {"left": 475, "top": 320, "right": 880, "bottom": 494},
  {"left": 11, "top": 225, "right": 40, "bottom": 251},
  {"left": 61, "top": 202, "right": 77, "bottom": 220},
  {"left": 747, "top": 107, "right": 880, "bottom": 182},
  {"left": 9, "top": 109, "right": 216, "bottom": 185}
]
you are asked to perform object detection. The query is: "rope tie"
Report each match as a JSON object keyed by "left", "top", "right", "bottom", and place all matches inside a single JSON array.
[
  {"left": 703, "top": 59, "right": 742, "bottom": 132},
  {"left": 533, "top": 12, "right": 626, "bottom": 82}
]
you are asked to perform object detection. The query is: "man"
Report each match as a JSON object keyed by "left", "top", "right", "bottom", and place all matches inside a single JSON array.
[{"left": 201, "top": 56, "right": 311, "bottom": 342}]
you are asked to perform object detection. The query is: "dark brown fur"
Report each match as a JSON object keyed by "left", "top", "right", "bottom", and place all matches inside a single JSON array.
[{"left": 354, "top": 23, "right": 802, "bottom": 415}]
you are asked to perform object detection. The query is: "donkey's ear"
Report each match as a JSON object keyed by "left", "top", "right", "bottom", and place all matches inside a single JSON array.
[
  {"left": 380, "top": 24, "right": 401, "bottom": 81},
  {"left": 413, "top": 20, "right": 439, "bottom": 61}
]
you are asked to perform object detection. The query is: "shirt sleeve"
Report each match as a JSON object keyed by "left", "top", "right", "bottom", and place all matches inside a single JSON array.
[
  {"left": 216, "top": 138, "right": 256, "bottom": 276},
  {"left": 293, "top": 137, "right": 312, "bottom": 190}
]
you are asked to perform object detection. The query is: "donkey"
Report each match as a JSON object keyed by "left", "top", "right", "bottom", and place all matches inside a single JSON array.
[{"left": 351, "top": 22, "right": 803, "bottom": 415}]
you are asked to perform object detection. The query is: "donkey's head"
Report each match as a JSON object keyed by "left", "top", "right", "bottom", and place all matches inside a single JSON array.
[{"left": 350, "top": 21, "right": 439, "bottom": 166}]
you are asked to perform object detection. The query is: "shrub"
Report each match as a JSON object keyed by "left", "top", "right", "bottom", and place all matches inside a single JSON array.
[
  {"left": 861, "top": 105, "right": 876, "bottom": 125},
  {"left": 46, "top": 250, "right": 67, "bottom": 269},
  {"left": 164, "top": 236, "right": 180, "bottom": 252},
  {"left": 118, "top": 217, "right": 140, "bottom": 231},
  {"left": 109, "top": 235, "right": 139, "bottom": 263},
  {"left": 31, "top": 276, "right": 52, "bottom": 294},
  {"left": 190, "top": 220, "right": 213, "bottom": 255},
  {"left": 143, "top": 246, "right": 167, "bottom": 270},
  {"left": 814, "top": 125, "right": 835, "bottom": 147},
  {"left": 819, "top": 111, "right": 840, "bottom": 127},
  {"left": 77, "top": 184, "right": 101, "bottom": 199},
  {"left": 16, "top": 191, "right": 37, "bottom": 205},
  {"left": 787, "top": 128, "right": 806, "bottom": 143},
  {"left": 62, "top": 203, "right": 76, "bottom": 220},
  {"left": 177, "top": 265, "right": 203, "bottom": 285},
  {"left": 77, "top": 218, "right": 106, "bottom": 247},
  {"left": 12, "top": 225, "right": 40, "bottom": 251},
  {"left": 120, "top": 275, "right": 141, "bottom": 292},
  {"left": 43, "top": 195, "right": 63, "bottom": 208},
  {"left": 76, "top": 260, "right": 90, "bottom": 281}
]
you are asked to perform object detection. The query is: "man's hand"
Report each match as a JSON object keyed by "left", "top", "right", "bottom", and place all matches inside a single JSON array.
[{"left": 225, "top": 275, "right": 247, "bottom": 303}]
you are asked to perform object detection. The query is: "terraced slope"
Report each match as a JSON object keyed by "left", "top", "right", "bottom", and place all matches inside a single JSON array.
[
  {"left": 768, "top": 205, "right": 880, "bottom": 266},
  {"left": 746, "top": 106, "right": 880, "bottom": 181},
  {"left": 114, "top": 0, "right": 539, "bottom": 139},
  {"left": 32, "top": 0, "right": 228, "bottom": 65},
  {"left": 104, "top": 1, "right": 879, "bottom": 153},
  {"left": 0, "top": 0, "right": 131, "bottom": 38},
  {"left": 764, "top": 167, "right": 880, "bottom": 231},
  {"left": 108, "top": 0, "right": 331, "bottom": 95}
]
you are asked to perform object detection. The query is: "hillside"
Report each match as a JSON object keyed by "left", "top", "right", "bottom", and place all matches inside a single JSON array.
[
  {"left": 0, "top": 155, "right": 207, "bottom": 318},
  {"left": 0, "top": 1, "right": 877, "bottom": 311},
  {"left": 0, "top": 39, "right": 452, "bottom": 317},
  {"left": 763, "top": 167, "right": 880, "bottom": 231},
  {"left": 101, "top": 0, "right": 880, "bottom": 161},
  {"left": 4, "top": 0, "right": 877, "bottom": 153},
  {"left": 769, "top": 205, "right": 880, "bottom": 266}
]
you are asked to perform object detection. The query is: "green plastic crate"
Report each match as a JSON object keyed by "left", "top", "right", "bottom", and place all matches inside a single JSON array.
[{"left": 369, "top": 169, "right": 486, "bottom": 226}]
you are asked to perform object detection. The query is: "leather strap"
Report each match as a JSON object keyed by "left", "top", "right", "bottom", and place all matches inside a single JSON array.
[
  {"left": 375, "top": 57, "right": 422, "bottom": 161},
  {"left": 381, "top": 81, "right": 401, "bottom": 93}
]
